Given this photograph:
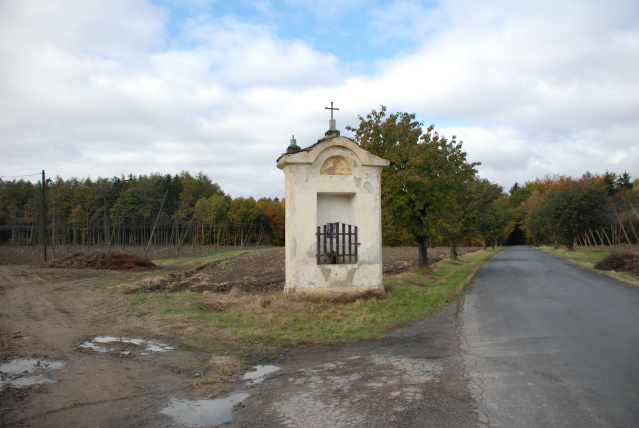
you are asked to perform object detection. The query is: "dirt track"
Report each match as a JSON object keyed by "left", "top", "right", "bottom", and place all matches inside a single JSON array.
[
  {"left": 0, "top": 247, "right": 480, "bottom": 427},
  {"left": 0, "top": 264, "right": 246, "bottom": 427}
]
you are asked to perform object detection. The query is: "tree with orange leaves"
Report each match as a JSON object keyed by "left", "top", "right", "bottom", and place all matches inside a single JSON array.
[{"left": 264, "top": 200, "right": 284, "bottom": 246}]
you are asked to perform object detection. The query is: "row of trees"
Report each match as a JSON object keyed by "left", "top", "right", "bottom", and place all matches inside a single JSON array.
[
  {"left": 347, "top": 106, "right": 513, "bottom": 267},
  {"left": 510, "top": 172, "right": 639, "bottom": 250},
  {"left": 0, "top": 171, "right": 285, "bottom": 251},
  {"left": 348, "top": 106, "right": 638, "bottom": 265}
]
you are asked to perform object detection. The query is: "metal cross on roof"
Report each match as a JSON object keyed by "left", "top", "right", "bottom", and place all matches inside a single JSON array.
[{"left": 325, "top": 102, "right": 339, "bottom": 120}]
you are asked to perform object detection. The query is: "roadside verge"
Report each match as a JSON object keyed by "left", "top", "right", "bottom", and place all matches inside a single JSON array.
[{"left": 537, "top": 246, "right": 639, "bottom": 288}]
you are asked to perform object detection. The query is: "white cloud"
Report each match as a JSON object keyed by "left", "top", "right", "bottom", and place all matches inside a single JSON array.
[
  {"left": 451, "top": 123, "right": 639, "bottom": 190},
  {"left": 337, "top": 0, "right": 639, "bottom": 188},
  {"left": 176, "top": 15, "right": 344, "bottom": 88},
  {"left": 0, "top": 0, "right": 348, "bottom": 196},
  {"left": 1, "top": 0, "right": 638, "bottom": 199},
  {"left": 0, "top": 0, "right": 166, "bottom": 57}
]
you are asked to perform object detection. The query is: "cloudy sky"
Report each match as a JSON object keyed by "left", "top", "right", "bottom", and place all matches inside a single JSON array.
[{"left": 1, "top": 0, "right": 638, "bottom": 198}]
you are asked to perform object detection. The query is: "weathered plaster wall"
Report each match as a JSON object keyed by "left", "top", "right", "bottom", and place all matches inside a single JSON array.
[{"left": 278, "top": 136, "right": 389, "bottom": 294}]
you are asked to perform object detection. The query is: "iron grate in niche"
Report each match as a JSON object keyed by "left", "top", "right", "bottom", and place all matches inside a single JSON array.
[{"left": 316, "top": 222, "right": 358, "bottom": 265}]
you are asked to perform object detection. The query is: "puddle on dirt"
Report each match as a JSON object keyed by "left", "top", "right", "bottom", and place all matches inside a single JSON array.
[
  {"left": 242, "top": 365, "right": 280, "bottom": 385},
  {"left": 6, "top": 375, "right": 55, "bottom": 388},
  {"left": 80, "top": 336, "right": 174, "bottom": 354},
  {"left": 160, "top": 393, "right": 250, "bottom": 427},
  {"left": 159, "top": 365, "right": 280, "bottom": 425},
  {"left": 0, "top": 358, "right": 64, "bottom": 389}
]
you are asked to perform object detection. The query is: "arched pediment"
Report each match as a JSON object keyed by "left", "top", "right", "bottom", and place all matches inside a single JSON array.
[{"left": 277, "top": 135, "right": 390, "bottom": 170}]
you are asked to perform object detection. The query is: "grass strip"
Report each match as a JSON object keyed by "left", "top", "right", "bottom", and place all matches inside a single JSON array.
[
  {"left": 123, "top": 247, "right": 503, "bottom": 353},
  {"left": 537, "top": 246, "right": 639, "bottom": 288}
]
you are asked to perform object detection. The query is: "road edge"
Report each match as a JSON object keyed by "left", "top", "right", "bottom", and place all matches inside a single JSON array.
[{"left": 456, "top": 246, "right": 506, "bottom": 295}]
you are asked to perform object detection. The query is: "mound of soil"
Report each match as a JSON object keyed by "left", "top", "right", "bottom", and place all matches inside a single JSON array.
[
  {"left": 594, "top": 253, "right": 639, "bottom": 276},
  {"left": 130, "top": 246, "right": 481, "bottom": 294},
  {"left": 43, "top": 251, "right": 156, "bottom": 270},
  {"left": 134, "top": 250, "right": 284, "bottom": 293}
]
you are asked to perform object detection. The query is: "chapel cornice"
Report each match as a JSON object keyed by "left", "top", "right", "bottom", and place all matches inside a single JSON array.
[{"left": 276, "top": 136, "right": 389, "bottom": 169}]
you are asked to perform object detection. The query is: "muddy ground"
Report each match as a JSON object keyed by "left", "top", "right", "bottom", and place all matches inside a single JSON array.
[
  {"left": 0, "top": 247, "right": 480, "bottom": 427},
  {"left": 129, "top": 246, "right": 481, "bottom": 294}
]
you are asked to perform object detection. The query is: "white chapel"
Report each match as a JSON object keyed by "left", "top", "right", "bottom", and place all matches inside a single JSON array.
[{"left": 276, "top": 104, "right": 390, "bottom": 294}]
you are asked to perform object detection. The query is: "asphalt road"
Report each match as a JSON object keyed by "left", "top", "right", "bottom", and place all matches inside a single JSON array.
[{"left": 460, "top": 246, "right": 639, "bottom": 428}]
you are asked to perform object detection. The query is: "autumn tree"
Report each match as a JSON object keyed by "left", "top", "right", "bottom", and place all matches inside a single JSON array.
[
  {"left": 481, "top": 197, "right": 514, "bottom": 248},
  {"left": 264, "top": 200, "right": 285, "bottom": 246},
  {"left": 347, "top": 106, "right": 478, "bottom": 267},
  {"left": 227, "top": 197, "right": 263, "bottom": 223},
  {"left": 509, "top": 184, "right": 533, "bottom": 208},
  {"left": 195, "top": 194, "right": 232, "bottom": 221},
  {"left": 468, "top": 179, "right": 511, "bottom": 249},
  {"left": 256, "top": 197, "right": 272, "bottom": 212},
  {"left": 432, "top": 179, "right": 478, "bottom": 259},
  {"left": 523, "top": 190, "right": 556, "bottom": 247},
  {"left": 542, "top": 183, "right": 608, "bottom": 250}
]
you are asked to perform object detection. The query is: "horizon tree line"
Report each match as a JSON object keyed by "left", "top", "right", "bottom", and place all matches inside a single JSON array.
[{"left": 2, "top": 109, "right": 636, "bottom": 263}]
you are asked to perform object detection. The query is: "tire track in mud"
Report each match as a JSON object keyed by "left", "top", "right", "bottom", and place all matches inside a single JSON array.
[{"left": 12, "top": 392, "right": 149, "bottom": 423}]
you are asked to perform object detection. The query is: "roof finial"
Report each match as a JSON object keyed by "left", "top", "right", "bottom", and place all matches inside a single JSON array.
[
  {"left": 325, "top": 102, "right": 340, "bottom": 136},
  {"left": 286, "top": 134, "right": 300, "bottom": 154}
]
